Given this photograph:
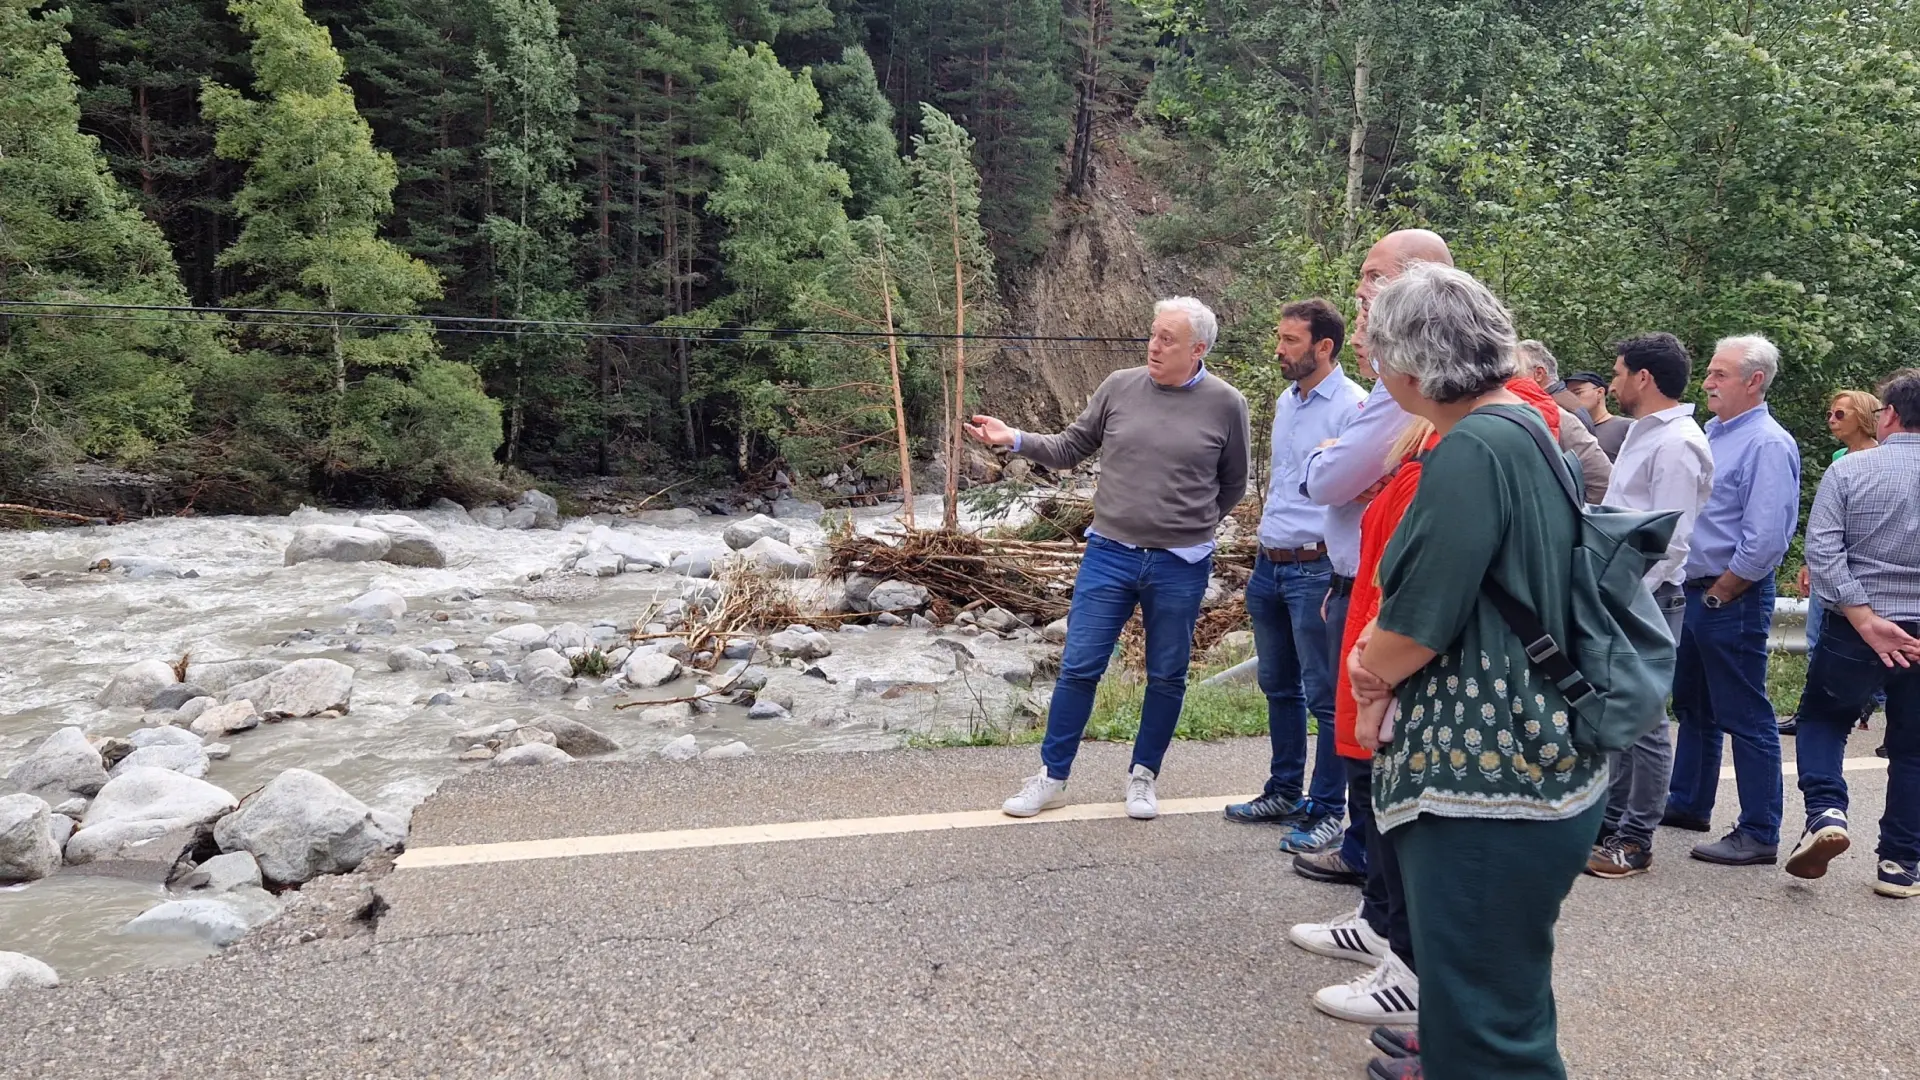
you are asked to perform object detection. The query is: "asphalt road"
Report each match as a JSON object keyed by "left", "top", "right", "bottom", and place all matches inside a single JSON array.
[{"left": 2, "top": 733, "right": 1911, "bottom": 1079}]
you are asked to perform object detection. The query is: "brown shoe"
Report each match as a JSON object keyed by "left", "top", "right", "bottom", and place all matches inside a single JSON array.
[{"left": 1586, "top": 835, "right": 1652, "bottom": 878}]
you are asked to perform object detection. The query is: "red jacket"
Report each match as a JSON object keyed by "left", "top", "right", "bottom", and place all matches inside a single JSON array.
[{"left": 1332, "top": 379, "right": 1561, "bottom": 760}]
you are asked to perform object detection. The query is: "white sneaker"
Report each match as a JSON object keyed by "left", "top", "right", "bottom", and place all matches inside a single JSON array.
[
  {"left": 1002, "top": 772, "right": 1067, "bottom": 818},
  {"left": 1311, "top": 951, "right": 1419, "bottom": 1025},
  {"left": 1124, "top": 764, "right": 1158, "bottom": 820},
  {"left": 1288, "top": 904, "right": 1388, "bottom": 965}
]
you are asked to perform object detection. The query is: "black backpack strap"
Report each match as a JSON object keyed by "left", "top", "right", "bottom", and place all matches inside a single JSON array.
[
  {"left": 1481, "top": 578, "right": 1598, "bottom": 708},
  {"left": 1468, "top": 407, "right": 1598, "bottom": 709}
]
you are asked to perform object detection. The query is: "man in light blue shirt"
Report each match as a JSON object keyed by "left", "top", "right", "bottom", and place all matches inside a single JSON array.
[
  {"left": 1666, "top": 334, "right": 1802, "bottom": 867},
  {"left": 1226, "top": 299, "right": 1365, "bottom": 850}
]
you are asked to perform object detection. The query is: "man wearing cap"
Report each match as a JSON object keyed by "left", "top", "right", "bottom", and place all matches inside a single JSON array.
[{"left": 1566, "top": 370, "right": 1633, "bottom": 461}]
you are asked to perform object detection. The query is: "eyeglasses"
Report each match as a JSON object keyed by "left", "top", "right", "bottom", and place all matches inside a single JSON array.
[{"left": 1830, "top": 409, "right": 1849, "bottom": 421}]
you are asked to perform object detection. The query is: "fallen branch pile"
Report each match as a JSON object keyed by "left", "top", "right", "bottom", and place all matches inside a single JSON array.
[{"left": 830, "top": 528, "right": 1081, "bottom": 621}]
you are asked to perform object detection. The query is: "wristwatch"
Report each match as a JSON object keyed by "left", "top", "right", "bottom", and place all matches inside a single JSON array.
[{"left": 1703, "top": 593, "right": 1724, "bottom": 610}]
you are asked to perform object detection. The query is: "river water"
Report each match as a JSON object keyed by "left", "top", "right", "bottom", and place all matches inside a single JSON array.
[{"left": 2, "top": 496, "right": 1029, "bottom": 982}]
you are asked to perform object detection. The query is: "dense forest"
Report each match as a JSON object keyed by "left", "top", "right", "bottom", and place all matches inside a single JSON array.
[{"left": 4, "top": 0, "right": 1918, "bottom": 511}]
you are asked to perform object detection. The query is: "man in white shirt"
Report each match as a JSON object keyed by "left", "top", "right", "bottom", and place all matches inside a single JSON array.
[{"left": 1587, "top": 332, "right": 1716, "bottom": 878}]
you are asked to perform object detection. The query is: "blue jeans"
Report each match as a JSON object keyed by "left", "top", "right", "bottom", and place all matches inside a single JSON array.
[
  {"left": 1794, "top": 616, "right": 1919, "bottom": 863},
  {"left": 1041, "top": 535, "right": 1212, "bottom": 781},
  {"left": 1245, "top": 554, "right": 1342, "bottom": 811},
  {"left": 1795, "top": 599, "right": 1886, "bottom": 716},
  {"left": 1668, "top": 579, "right": 1783, "bottom": 845}
]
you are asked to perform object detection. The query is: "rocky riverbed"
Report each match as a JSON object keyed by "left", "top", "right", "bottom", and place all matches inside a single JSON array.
[{"left": 0, "top": 493, "right": 1063, "bottom": 986}]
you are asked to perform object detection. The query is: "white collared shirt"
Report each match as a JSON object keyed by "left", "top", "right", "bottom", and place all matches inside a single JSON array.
[{"left": 1602, "top": 401, "right": 1716, "bottom": 588}]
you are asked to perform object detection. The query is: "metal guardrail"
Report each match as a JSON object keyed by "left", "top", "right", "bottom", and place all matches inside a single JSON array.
[{"left": 1203, "top": 598, "right": 1812, "bottom": 687}]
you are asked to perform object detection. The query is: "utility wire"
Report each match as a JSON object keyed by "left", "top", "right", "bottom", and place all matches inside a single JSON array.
[
  {"left": 2, "top": 308, "right": 1147, "bottom": 357},
  {"left": 0, "top": 299, "right": 1150, "bottom": 346}
]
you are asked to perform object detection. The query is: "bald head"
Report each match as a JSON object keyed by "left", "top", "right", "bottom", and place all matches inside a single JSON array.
[{"left": 1357, "top": 229, "right": 1454, "bottom": 310}]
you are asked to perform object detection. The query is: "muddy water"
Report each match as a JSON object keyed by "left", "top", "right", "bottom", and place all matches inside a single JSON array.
[{"left": 1, "top": 496, "right": 1035, "bottom": 982}]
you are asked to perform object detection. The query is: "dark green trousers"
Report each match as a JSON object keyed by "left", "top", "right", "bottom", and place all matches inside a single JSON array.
[{"left": 1390, "top": 803, "right": 1604, "bottom": 1080}]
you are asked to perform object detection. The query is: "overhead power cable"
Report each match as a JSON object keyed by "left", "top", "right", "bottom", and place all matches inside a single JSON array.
[{"left": 0, "top": 299, "right": 1150, "bottom": 347}]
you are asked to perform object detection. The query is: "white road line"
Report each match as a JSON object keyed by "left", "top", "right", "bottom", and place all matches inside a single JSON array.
[
  {"left": 395, "top": 757, "right": 1891, "bottom": 871},
  {"left": 395, "top": 795, "right": 1255, "bottom": 870}
]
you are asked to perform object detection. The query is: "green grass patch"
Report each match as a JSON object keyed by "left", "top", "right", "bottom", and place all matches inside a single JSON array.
[
  {"left": 909, "top": 649, "right": 1817, "bottom": 750},
  {"left": 906, "top": 668, "right": 1271, "bottom": 749},
  {"left": 1766, "top": 649, "right": 1809, "bottom": 718}
]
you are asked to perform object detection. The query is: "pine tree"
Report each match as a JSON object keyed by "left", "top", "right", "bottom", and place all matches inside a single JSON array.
[
  {"left": 813, "top": 44, "right": 904, "bottom": 220},
  {"left": 902, "top": 105, "right": 996, "bottom": 528},
  {"left": 475, "top": 0, "right": 585, "bottom": 466},
  {"left": 62, "top": 0, "right": 251, "bottom": 301},
  {"left": 0, "top": 0, "right": 217, "bottom": 476},
  {"left": 844, "top": 0, "right": 1071, "bottom": 268},
  {"left": 694, "top": 43, "right": 850, "bottom": 472},
  {"left": 324, "top": 0, "right": 489, "bottom": 321},
  {"left": 202, "top": 0, "right": 498, "bottom": 496}
]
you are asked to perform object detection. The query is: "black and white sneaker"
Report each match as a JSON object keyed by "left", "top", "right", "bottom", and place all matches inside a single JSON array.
[
  {"left": 1312, "top": 951, "right": 1419, "bottom": 1025},
  {"left": 1287, "top": 904, "right": 1388, "bottom": 964},
  {"left": 1785, "top": 809, "right": 1850, "bottom": 879}
]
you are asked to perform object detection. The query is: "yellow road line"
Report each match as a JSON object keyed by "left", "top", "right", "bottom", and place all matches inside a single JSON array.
[{"left": 394, "top": 757, "right": 1891, "bottom": 871}]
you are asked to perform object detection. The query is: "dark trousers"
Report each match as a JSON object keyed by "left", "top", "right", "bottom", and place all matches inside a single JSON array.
[
  {"left": 1668, "top": 579, "right": 1783, "bottom": 844},
  {"left": 1795, "top": 616, "right": 1920, "bottom": 863},
  {"left": 1246, "top": 554, "right": 1342, "bottom": 809},
  {"left": 1393, "top": 804, "right": 1604, "bottom": 1080},
  {"left": 1350, "top": 758, "right": 1414, "bottom": 973},
  {"left": 1326, "top": 586, "right": 1369, "bottom": 871}
]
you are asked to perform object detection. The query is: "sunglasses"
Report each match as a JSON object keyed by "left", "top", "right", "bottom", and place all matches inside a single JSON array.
[{"left": 1830, "top": 409, "right": 1850, "bottom": 421}]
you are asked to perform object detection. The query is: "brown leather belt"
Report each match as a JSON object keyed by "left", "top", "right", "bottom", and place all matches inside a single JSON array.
[{"left": 1262, "top": 545, "right": 1326, "bottom": 564}]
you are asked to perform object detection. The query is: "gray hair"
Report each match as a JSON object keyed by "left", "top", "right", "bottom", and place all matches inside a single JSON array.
[
  {"left": 1716, "top": 334, "right": 1780, "bottom": 394},
  {"left": 1516, "top": 339, "right": 1559, "bottom": 381},
  {"left": 1369, "top": 263, "right": 1520, "bottom": 404},
  {"left": 1154, "top": 296, "right": 1218, "bottom": 358}
]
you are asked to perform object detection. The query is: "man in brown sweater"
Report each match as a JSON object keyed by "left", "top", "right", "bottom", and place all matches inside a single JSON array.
[{"left": 965, "top": 297, "right": 1251, "bottom": 820}]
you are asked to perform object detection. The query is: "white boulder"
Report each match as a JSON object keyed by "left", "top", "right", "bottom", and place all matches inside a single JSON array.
[
  {"left": 284, "top": 525, "right": 392, "bottom": 566},
  {"left": 515, "top": 489, "right": 562, "bottom": 529},
  {"left": 386, "top": 646, "right": 434, "bottom": 672},
  {"left": 0, "top": 953, "right": 59, "bottom": 992},
  {"left": 491, "top": 744, "right": 573, "bottom": 768},
  {"left": 190, "top": 699, "right": 261, "bottom": 738},
  {"left": 658, "top": 734, "right": 700, "bottom": 762},
  {"left": 356, "top": 514, "right": 448, "bottom": 568},
  {"left": 623, "top": 651, "right": 683, "bottom": 689},
  {"left": 0, "top": 794, "right": 62, "bottom": 884},
  {"left": 95, "top": 659, "right": 179, "bottom": 708},
  {"left": 222, "top": 658, "right": 354, "bottom": 718},
  {"left": 110, "top": 742, "right": 210, "bottom": 780},
  {"left": 121, "top": 891, "right": 280, "bottom": 948},
  {"left": 639, "top": 702, "right": 694, "bottom": 727},
  {"left": 723, "top": 514, "right": 790, "bottom": 551},
  {"left": 701, "top": 741, "right": 754, "bottom": 761},
  {"left": 175, "top": 851, "right": 264, "bottom": 895},
  {"left": 483, "top": 623, "right": 550, "bottom": 653},
  {"left": 765, "top": 628, "right": 833, "bottom": 661},
  {"left": 865, "top": 580, "right": 931, "bottom": 613},
  {"left": 212, "top": 769, "right": 404, "bottom": 886},
  {"left": 4, "top": 726, "right": 108, "bottom": 803},
  {"left": 738, "top": 537, "right": 814, "bottom": 579},
  {"left": 343, "top": 589, "right": 407, "bottom": 621},
  {"left": 68, "top": 767, "right": 238, "bottom": 866},
  {"left": 185, "top": 659, "right": 286, "bottom": 695}
]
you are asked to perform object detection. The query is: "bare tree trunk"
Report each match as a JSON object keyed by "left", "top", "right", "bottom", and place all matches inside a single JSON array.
[
  {"left": 875, "top": 238, "right": 914, "bottom": 527},
  {"left": 1342, "top": 36, "right": 1371, "bottom": 249},
  {"left": 1066, "top": 0, "right": 1104, "bottom": 196},
  {"left": 943, "top": 178, "right": 968, "bottom": 531}
]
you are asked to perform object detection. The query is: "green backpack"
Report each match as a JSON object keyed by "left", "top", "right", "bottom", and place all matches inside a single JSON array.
[{"left": 1480, "top": 409, "right": 1681, "bottom": 753}]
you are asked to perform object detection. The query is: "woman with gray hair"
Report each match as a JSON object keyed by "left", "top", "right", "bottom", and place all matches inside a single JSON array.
[{"left": 1345, "top": 263, "right": 1606, "bottom": 1080}]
